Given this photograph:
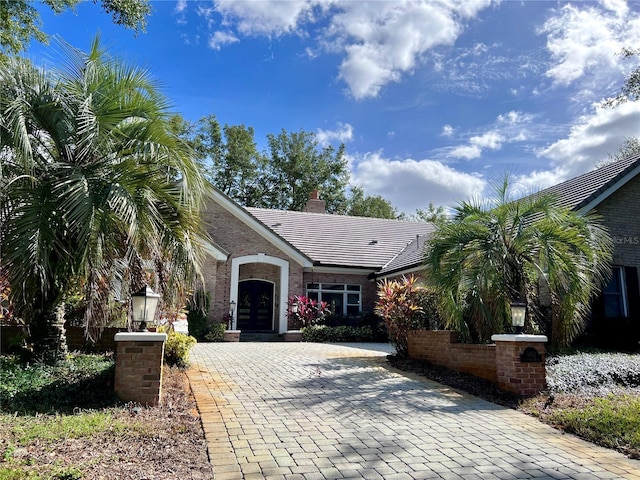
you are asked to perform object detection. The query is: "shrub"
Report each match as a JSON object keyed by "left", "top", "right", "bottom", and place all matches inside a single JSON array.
[
  {"left": 413, "top": 288, "right": 443, "bottom": 330},
  {"left": 160, "top": 329, "right": 197, "bottom": 367},
  {"left": 301, "top": 324, "right": 376, "bottom": 343},
  {"left": 204, "top": 323, "right": 226, "bottom": 342},
  {"left": 287, "top": 295, "right": 331, "bottom": 329},
  {"left": 187, "top": 290, "right": 210, "bottom": 341},
  {"left": 375, "top": 275, "right": 427, "bottom": 357}
]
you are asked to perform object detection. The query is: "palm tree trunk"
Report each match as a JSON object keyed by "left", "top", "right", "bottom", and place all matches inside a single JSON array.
[{"left": 30, "top": 303, "right": 69, "bottom": 364}]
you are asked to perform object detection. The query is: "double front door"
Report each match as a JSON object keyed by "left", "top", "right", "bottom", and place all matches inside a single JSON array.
[{"left": 237, "top": 280, "right": 274, "bottom": 331}]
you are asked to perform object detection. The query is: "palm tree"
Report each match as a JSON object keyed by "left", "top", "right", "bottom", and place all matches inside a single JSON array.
[
  {"left": 0, "top": 38, "right": 210, "bottom": 362},
  {"left": 423, "top": 177, "right": 612, "bottom": 350}
]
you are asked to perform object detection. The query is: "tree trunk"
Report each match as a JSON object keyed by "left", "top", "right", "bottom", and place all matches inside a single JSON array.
[{"left": 30, "top": 303, "right": 69, "bottom": 364}]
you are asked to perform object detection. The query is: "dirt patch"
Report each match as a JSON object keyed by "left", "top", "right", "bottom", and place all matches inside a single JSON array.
[{"left": 3, "top": 367, "right": 212, "bottom": 479}]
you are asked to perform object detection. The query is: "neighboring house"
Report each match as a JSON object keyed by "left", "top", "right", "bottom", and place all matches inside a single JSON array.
[
  {"left": 202, "top": 155, "right": 640, "bottom": 347},
  {"left": 375, "top": 154, "right": 640, "bottom": 348}
]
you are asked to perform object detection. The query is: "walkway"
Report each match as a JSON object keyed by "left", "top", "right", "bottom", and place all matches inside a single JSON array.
[{"left": 187, "top": 342, "right": 640, "bottom": 480}]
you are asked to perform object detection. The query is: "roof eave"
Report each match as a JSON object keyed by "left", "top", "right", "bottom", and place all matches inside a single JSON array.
[{"left": 577, "top": 162, "right": 640, "bottom": 214}]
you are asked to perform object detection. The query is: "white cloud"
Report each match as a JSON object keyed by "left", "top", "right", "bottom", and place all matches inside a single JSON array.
[
  {"left": 208, "top": 31, "right": 239, "bottom": 50},
  {"left": 539, "top": 101, "right": 640, "bottom": 178},
  {"left": 350, "top": 151, "right": 486, "bottom": 212},
  {"left": 331, "top": 1, "right": 490, "bottom": 99},
  {"left": 511, "top": 167, "right": 571, "bottom": 198},
  {"left": 195, "top": 0, "right": 496, "bottom": 99},
  {"left": 601, "top": 0, "right": 629, "bottom": 17},
  {"left": 174, "top": 0, "right": 187, "bottom": 14},
  {"left": 539, "top": 2, "right": 640, "bottom": 89},
  {"left": 316, "top": 122, "right": 353, "bottom": 146},
  {"left": 446, "top": 110, "right": 536, "bottom": 160},
  {"left": 441, "top": 124, "right": 454, "bottom": 137},
  {"left": 449, "top": 145, "right": 482, "bottom": 160},
  {"left": 213, "top": 0, "right": 321, "bottom": 37}
]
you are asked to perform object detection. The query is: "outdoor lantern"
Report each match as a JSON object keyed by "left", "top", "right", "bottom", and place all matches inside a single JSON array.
[
  {"left": 291, "top": 302, "right": 298, "bottom": 314},
  {"left": 228, "top": 300, "right": 236, "bottom": 329},
  {"left": 131, "top": 285, "right": 161, "bottom": 331},
  {"left": 510, "top": 301, "right": 527, "bottom": 335}
]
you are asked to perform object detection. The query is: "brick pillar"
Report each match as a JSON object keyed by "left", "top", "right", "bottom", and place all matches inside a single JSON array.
[
  {"left": 491, "top": 334, "right": 547, "bottom": 397},
  {"left": 114, "top": 332, "right": 167, "bottom": 406}
]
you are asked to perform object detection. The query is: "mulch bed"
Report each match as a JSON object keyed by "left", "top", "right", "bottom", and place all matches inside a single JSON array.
[{"left": 2, "top": 367, "right": 212, "bottom": 480}]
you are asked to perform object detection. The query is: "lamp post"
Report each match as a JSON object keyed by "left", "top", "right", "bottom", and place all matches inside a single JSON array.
[
  {"left": 131, "top": 285, "right": 161, "bottom": 332},
  {"left": 510, "top": 301, "right": 526, "bottom": 335},
  {"left": 228, "top": 300, "right": 236, "bottom": 330}
]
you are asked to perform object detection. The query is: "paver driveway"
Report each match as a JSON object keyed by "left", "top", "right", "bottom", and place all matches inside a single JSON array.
[{"left": 188, "top": 342, "right": 640, "bottom": 480}]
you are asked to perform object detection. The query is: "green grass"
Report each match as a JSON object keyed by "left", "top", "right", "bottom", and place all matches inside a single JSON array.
[
  {"left": 549, "top": 394, "right": 640, "bottom": 453},
  {"left": 0, "top": 353, "right": 149, "bottom": 479},
  {"left": 0, "top": 465, "right": 83, "bottom": 480},
  {"left": 6, "top": 411, "right": 127, "bottom": 444},
  {"left": 0, "top": 354, "right": 117, "bottom": 414}
]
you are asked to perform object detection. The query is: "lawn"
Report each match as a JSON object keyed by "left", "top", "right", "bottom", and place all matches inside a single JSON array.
[{"left": 0, "top": 354, "right": 211, "bottom": 479}]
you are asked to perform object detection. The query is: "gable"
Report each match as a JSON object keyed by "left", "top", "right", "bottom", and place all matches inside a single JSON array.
[{"left": 203, "top": 189, "right": 313, "bottom": 267}]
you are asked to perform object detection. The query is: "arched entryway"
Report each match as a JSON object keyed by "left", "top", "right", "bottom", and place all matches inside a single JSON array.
[
  {"left": 237, "top": 280, "right": 275, "bottom": 331},
  {"left": 230, "top": 254, "right": 290, "bottom": 333}
]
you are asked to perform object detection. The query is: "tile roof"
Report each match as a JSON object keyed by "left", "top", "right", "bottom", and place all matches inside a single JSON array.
[
  {"left": 245, "top": 207, "right": 435, "bottom": 269},
  {"left": 376, "top": 154, "right": 640, "bottom": 277},
  {"left": 377, "top": 234, "right": 429, "bottom": 276},
  {"left": 535, "top": 154, "right": 640, "bottom": 211},
  {"left": 236, "top": 155, "right": 640, "bottom": 276}
]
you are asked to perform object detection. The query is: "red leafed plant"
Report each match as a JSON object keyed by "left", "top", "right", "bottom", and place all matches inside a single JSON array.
[
  {"left": 375, "top": 275, "right": 425, "bottom": 357},
  {"left": 287, "top": 295, "right": 331, "bottom": 329}
]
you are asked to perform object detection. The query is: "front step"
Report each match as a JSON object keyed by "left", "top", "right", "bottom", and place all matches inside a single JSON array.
[{"left": 240, "top": 332, "right": 283, "bottom": 342}]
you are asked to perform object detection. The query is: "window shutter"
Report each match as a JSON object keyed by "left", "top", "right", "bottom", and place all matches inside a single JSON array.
[{"left": 624, "top": 266, "right": 640, "bottom": 319}]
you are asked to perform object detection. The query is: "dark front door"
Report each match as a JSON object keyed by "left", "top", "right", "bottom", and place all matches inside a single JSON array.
[{"left": 237, "top": 280, "right": 274, "bottom": 331}]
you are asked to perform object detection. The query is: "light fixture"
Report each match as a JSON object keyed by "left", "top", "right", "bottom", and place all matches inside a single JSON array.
[
  {"left": 510, "top": 301, "right": 527, "bottom": 335},
  {"left": 228, "top": 300, "right": 236, "bottom": 329},
  {"left": 291, "top": 302, "right": 298, "bottom": 314},
  {"left": 131, "top": 285, "right": 161, "bottom": 331}
]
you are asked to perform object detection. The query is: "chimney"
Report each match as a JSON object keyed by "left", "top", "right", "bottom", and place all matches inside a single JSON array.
[{"left": 303, "top": 189, "right": 326, "bottom": 214}]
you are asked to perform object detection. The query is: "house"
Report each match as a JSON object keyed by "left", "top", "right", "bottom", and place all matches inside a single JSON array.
[
  {"left": 202, "top": 154, "right": 640, "bottom": 348},
  {"left": 200, "top": 189, "right": 435, "bottom": 334}
]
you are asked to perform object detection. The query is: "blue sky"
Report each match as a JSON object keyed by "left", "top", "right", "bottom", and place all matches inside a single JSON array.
[{"left": 28, "top": 0, "right": 640, "bottom": 214}]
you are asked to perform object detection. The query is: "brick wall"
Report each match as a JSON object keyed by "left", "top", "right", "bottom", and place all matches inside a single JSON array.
[
  {"left": 1, "top": 325, "right": 126, "bottom": 353},
  {"left": 597, "top": 174, "right": 640, "bottom": 271},
  {"left": 114, "top": 332, "right": 166, "bottom": 406},
  {"left": 408, "top": 330, "right": 547, "bottom": 396},
  {"left": 493, "top": 337, "right": 546, "bottom": 397},
  {"left": 407, "top": 330, "right": 497, "bottom": 383}
]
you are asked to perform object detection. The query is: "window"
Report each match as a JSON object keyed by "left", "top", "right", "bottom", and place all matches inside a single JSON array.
[
  {"left": 603, "top": 266, "right": 628, "bottom": 318},
  {"left": 306, "top": 283, "right": 361, "bottom": 316}
]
